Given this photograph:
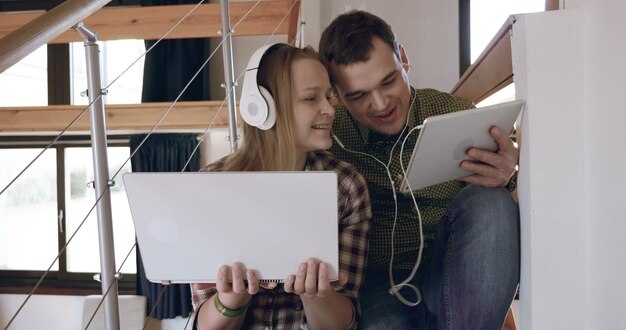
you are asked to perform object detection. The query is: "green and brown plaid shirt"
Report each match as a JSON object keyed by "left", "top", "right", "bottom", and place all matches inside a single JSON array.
[
  {"left": 192, "top": 150, "right": 371, "bottom": 329},
  {"left": 330, "top": 88, "right": 474, "bottom": 271}
]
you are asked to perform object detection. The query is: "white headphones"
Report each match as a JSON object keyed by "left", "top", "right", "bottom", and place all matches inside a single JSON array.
[{"left": 239, "top": 43, "right": 280, "bottom": 130}]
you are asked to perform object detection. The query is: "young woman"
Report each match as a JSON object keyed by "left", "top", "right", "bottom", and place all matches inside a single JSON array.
[{"left": 191, "top": 44, "right": 371, "bottom": 330}]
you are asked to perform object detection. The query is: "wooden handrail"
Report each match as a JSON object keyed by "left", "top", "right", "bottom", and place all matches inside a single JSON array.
[
  {"left": 451, "top": 0, "right": 558, "bottom": 104},
  {"left": 0, "top": 0, "right": 111, "bottom": 73},
  {"left": 545, "top": 0, "right": 560, "bottom": 11},
  {"left": 451, "top": 15, "right": 516, "bottom": 103}
]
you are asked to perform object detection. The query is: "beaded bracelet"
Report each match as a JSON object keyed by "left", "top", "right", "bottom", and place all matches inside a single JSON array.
[{"left": 214, "top": 293, "right": 250, "bottom": 318}]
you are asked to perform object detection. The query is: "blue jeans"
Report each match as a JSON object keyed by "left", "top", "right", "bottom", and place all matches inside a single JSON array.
[{"left": 358, "top": 185, "right": 520, "bottom": 330}]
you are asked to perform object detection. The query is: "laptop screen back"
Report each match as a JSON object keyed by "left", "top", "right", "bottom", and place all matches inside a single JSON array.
[{"left": 123, "top": 171, "right": 339, "bottom": 284}]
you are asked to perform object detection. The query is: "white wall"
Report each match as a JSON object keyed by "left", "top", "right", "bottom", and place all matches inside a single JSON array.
[
  {"left": 199, "top": 128, "right": 231, "bottom": 166},
  {"left": 583, "top": 1, "right": 626, "bottom": 328},
  {"left": 318, "top": 0, "right": 459, "bottom": 91},
  {"left": 513, "top": 9, "right": 588, "bottom": 329},
  {"left": 513, "top": 1, "right": 626, "bottom": 329},
  {"left": 0, "top": 294, "right": 84, "bottom": 329},
  {"left": 0, "top": 294, "right": 189, "bottom": 330}
]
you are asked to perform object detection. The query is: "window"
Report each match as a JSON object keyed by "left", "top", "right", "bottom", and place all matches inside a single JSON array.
[
  {"left": 0, "top": 148, "right": 58, "bottom": 271},
  {"left": 0, "top": 139, "right": 136, "bottom": 291},
  {"left": 64, "top": 147, "right": 135, "bottom": 274},
  {"left": 465, "top": 0, "right": 545, "bottom": 106},
  {"left": 0, "top": 45, "right": 48, "bottom": 106},
  {"left": 0, "top": 40, "right": 142, "bottom": 292},
  {"left": 470, "top": 0, "right": 545, "bottom": 64},
  {"left": 0, "top": 0, "right": 145, "bottom": 294},
  {"left": 70, "top": 40, "right": 146, "bottom": 105}
]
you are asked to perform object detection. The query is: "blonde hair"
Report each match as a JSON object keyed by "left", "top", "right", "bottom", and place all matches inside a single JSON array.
[{"left": 222, "top": 44, "right": 322, "bottom": 171}]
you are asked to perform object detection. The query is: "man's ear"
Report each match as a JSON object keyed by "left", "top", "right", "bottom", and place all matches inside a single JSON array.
[{"left": 399, "top": 43, "right": 410, "bottom": 73}]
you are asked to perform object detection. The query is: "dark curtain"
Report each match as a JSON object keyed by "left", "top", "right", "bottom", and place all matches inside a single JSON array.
[
  {"left": 130, "top": 134, "right": 200, "bottom": 319},
  {"left": 141, "top": 0, "right": 211, "bottom": 103},
  {"left": 135, "top": 0, "right": 210, "bottom": 319}
]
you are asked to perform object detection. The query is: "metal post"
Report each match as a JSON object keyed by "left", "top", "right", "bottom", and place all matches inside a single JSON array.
[
  {"left": 219, "top": 0, "right": 239, "bottom": 152},
  {"left": 74, "top": 22, "right": 120, "bottom": 330}
]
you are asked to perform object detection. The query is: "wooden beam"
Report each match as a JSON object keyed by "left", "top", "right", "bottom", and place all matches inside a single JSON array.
[
  {"left": 451, "top": 16, "right": 515, "bottom": 104},
  {"left": 545, "top": 0, "right": 560, "bottom": 11},
  {"left": 0, "top": 0, "right": 294, "bottom": 133},
  {"left": 0, "top": 1, "right": 292, "bottom": 44},
  {"left": 0, "top": 101, "right": 234, "bottom": 134}
]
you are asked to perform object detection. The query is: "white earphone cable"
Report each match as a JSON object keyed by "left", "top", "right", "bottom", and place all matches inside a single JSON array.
[{"left": 332, "top": 88, "right": 425, "bottom": 306}]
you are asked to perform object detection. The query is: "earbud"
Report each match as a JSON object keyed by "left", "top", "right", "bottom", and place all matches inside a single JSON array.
[{"left": 332, "top": 134, "right": 345, "bottom": 148}]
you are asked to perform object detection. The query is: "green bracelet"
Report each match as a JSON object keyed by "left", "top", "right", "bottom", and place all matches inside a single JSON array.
[{"left": 214, "top": 293, "right": 250, "bottom": 318}]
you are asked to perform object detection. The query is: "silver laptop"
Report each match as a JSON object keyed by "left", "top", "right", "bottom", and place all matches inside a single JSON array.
[
  {"left": 400, "top": 99, "right": 524, "bottom": 192},
  {"left": 123, "top": 171, "right": 339, "bottom": 284}
]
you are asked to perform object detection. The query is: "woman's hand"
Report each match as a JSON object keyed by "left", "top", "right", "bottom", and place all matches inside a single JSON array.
[
  {"left": 283, "top": 258, "right": 353, "bottom": 329},
  {"left": 215, "top": 262, "right": 260, "bottom": 309},
  {"left": 283, "top": 258, "right": 345, "bottom": 298}
]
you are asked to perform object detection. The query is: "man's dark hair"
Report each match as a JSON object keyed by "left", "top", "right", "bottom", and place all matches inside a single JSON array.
[{"left": 319, "top": 10, "right": 400, "bottom": 70}]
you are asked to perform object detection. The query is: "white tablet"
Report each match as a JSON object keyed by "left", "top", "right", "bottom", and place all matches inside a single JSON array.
[{"left": 399, "top": 99, "right": 524, "bottom": 192}]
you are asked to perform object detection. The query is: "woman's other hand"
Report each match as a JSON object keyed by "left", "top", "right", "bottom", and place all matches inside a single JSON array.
[
  {"left": 215, "top": 262, "right": 259, "bottom": 309},
  {"left": 283, "top": 258, "right": 346, "bottom": 298}
]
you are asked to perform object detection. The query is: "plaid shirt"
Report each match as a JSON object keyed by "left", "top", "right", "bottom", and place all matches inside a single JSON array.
[
  {"left": 330, "top": 88, "right": 473, "bottom": 271},
  {"left": 191, "top": 150, "right": 371, "bottom": 329}
]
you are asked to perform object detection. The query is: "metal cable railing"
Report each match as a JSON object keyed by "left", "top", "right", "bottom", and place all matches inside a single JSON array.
[{"left": 1, "top": 0, "right": 302, "bottom": 329}]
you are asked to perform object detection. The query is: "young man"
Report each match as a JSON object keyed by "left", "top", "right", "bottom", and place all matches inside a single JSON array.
[{"left": 319, "top": 10, "right": 520, "bottom": 329}]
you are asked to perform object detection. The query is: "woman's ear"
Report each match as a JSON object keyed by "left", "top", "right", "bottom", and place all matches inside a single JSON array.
[{"left": 399, "top": 43, "right": 410, "bottom": 73}]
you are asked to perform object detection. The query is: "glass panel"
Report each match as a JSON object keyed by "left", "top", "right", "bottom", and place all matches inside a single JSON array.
[
  {"left": 71, "top": 40, "right": 145, "bottom": 105},
  {"left": 477, "top": 84, "right": 516, "bottom": 107},
  {"left": 0, "top": 45, "right": 48, "bottom": 106},
  {"left": 470, "top": 0, "right": 545, "bottom": 63},
  {"left": 0, "top": 148, "right": 58, "bottom": 271},
  {"left": 65, "top": 147, "right": 136, "bottom": 273}
]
